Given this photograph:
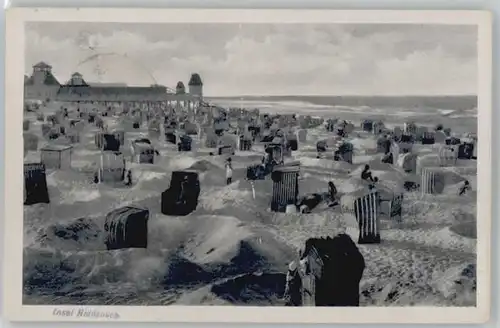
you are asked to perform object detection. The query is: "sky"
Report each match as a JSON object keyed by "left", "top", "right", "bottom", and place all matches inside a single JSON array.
[{"left": 25, "top": 22, "right": 478, "bottom": 97}]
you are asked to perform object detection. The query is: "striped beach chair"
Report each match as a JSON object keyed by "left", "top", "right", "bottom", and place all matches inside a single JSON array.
[
  {"left": 341, "top": 191, "right": 380, "bottom": 244},
  {"left": 389, "top": 194, "right": 404, "bottom": 222},
  {"left": 421, "top": 167, "right": 445, "bottom": 195},
  {"left": 98, "top": 151, "right": 125, "bottom": 183},
  {"left": 271, "top": 165, "right": 300, "bottom": 213}
]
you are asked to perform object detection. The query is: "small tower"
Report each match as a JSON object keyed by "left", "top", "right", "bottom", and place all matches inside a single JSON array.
[
  {"left": 176, "top": 81, "right": 186, "bottom": 94},
  {"left": 32, "top": 62, "right": 54, "bottom": 85},
  {"left": 25, "top": 62, "right": 60, "bottom": 101},
  {"left": 188, "top": 73, "right": 203, "bottom": 99},
  {"left": 69, "top": 72, "right": 87, "bottom": 86}
]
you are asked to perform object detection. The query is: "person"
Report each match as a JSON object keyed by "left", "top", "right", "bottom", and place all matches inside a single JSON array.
[
  {"left": 260, "top": 153, "right": 270, "bottom": 175},
  {"left": 368, "top": 177, "right": 379, "bottom": 191},
  {"left": 298, "top": 194, "right": 323, "bottom": 213},
  {"left": 333, "top": 150, "right": 341, "bottom": 161},
  {"left": 459, "top": 180, "right": 471, "bottom": 196},
  {"left": 328, "top": 181, "right": 338, "bottom": 202},
  {"left": 361, "top": 164, "right": 374, "bottom": 182},
  {"left": 299, "top": 203, "right": 310, "bottom": 214},
  {"left": 225, "top": 158, "right": 233, "bottom": 185},
  {"left": 178, "top": 176, "right": 189, "bottom": 204},
  {"left": 263, "top": 151, "right": 271, "bottom": 165},
  {"left": 239, "top": 135, "right": 245, "bottom": 150},
  {"left": 125, "top": 170, "right": 132, "bottom": 186},
  {"left": 382, "top": 151, "right": 393, "bottom": 164},
  {"left": 327, "top": 181, "right": 339, "bottom": 207}
]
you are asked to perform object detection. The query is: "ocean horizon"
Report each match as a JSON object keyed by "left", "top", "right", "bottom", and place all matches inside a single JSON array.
[
  {"left": 208, "top": 94, "right": 477, "bottom": 134},
  {"left": 207, "top": 95, "right": 477, "bottom": 111}
]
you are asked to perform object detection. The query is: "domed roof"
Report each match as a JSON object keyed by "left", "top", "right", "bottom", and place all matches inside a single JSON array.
[
  {"left": 33, "top": 61, "right": 52, "bottom": 69},
  {"left": 188, "top": 73, "right": 203, "bottom": 86},
  {"left": 176, "top": 81, "right": 185, "bottom": 89}
]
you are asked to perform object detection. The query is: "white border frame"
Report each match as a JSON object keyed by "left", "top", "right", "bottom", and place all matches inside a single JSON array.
[{"left": 3, "top": 8, "right": 493, "bottom": 324}]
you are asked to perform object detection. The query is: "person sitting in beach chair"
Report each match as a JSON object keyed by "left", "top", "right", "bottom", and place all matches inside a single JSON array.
[
  {"left": 361, "top": 165, "right": 375, "bottom": 182},
  {"left": 381, "top": 151, "right": 393, "bottom": 164},
  {"left": 459, "top": 180, "right": 471, "bottom": 196},
  {"left": 298, "top": 194, "right": 323, "bottom": 214}
]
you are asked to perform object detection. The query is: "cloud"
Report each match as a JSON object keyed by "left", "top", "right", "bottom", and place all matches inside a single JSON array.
[{"left": 25, "top": 23, "right": 477, "bottom": 96}]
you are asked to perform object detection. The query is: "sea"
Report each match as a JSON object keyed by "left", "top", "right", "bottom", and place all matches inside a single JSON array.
[{"left": 208, "top": 95, "right": 478, "bottom": 134}]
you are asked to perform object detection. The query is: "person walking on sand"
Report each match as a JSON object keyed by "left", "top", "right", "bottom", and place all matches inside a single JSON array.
[
  {"left": 459, "top": 180, "right": 471, "bottom": 196},
  {"left": 225, "top": 158, "right": 233, "bottom": 185},
  {"left": 125, "top": 169, "right": 132, "bottom": 186}
]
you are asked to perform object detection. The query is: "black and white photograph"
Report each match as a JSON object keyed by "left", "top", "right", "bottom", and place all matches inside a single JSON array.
[{"left": 3, "top": 8, "right": 492, "bottom": 324}]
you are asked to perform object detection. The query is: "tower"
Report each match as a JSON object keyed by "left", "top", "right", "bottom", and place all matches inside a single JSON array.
[
  {"left": 69, "top": 72, "right": 87, "bottom": 86},
  {"left": 32, "top": 62, "right": 53, "bottom": 85},
  {"left": 176, "top": 81, "right": 186, "bottom": 94},
  {"left": 25, "top": 62, "right": 60, "bottom": 100},
  {"left": 188, "top": 73, "right": 203, "bottom": 99}
]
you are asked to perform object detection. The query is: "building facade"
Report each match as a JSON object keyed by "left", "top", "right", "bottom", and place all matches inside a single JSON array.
[
  {"left": 24, "top": 62, "right": 61, "bottom": 101},
  {"left": 24, "top": 62, "right": 204, "bottom": 104}
]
